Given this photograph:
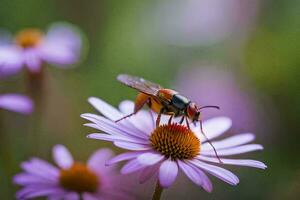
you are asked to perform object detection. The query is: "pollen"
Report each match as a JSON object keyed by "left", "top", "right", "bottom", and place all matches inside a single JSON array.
[
  {"left": 150, "top": 123, "right": 200, "bottom": 160},
  {"left": 15, "top": 29, "right": 43, "bottom": 48},
  {"left": 59, "top": 163, "right": 99, "bottom": 193}
]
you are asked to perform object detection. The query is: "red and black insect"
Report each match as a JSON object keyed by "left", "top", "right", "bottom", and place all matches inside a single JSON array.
[{"left": 116, "top": 74, "right": 222, "bottom": 162}]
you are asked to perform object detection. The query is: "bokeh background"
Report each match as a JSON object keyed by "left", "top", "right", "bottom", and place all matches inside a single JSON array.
[{"left": 0, "top": 0, "right": 299, "bottom": 199}]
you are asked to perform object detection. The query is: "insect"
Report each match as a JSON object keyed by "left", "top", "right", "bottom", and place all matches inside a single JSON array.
[{"left": 116, "top": 74, "right": 222, "bottom": 162}]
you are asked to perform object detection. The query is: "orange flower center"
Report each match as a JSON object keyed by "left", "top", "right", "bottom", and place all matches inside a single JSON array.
[
  {"left": 150, "top": 124, "right": 200, "bottom": 160},
  {"left": 15, "top": 29, "right": 43, "bottom": 48},
  {"left": 59, "top": 163, "right": 99, "bottom": 193}
]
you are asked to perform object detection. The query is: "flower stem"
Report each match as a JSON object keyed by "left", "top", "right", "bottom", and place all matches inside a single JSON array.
[{"left": 152, "top": 180, "right": 164, "bottom": 200}]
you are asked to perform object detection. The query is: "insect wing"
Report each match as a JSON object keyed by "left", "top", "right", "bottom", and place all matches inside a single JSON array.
[{"left": 117, "top": 74, "right": 161, "bottom": 96}]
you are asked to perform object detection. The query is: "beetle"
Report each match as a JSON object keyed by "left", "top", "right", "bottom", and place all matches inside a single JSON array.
[{"left": 115, "top": 74, "right": 222, "bottom": 162}]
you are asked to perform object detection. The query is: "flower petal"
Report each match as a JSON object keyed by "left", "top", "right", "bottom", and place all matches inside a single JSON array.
[
  {"left": 139, "top": 164, "right": 160, "bottom": 184},
  {"left": 0, "top": 46, "right": 23, "bottom": 77},
  {"left": 201, "top": 144, "right": 263, "bottom": 156},
  {"left": 189, "top": 160, "right": 239, "bottom": 185},
  {"left": 23, "top": 49, "right": 42, "bottom": 73},
  {"left": 137, "top": 152, "right": 164, "bottom": 166},
  {"left": 114, "top": 141, "right": 151, "bottom": 151},
  {"left": 88, "top": 148, "right": 114, "bottom": 172},
  {"left": 197, "top": 155, "right": 267, "bottom": 169},
  {"left": 201, "top": 133, "right": 255, "bottom": 151},
  {"left": 159, "top": 159, "right": 178, "bottom": 188},
  {"left": 88, "top": 97, "right": 124, "bottom": 120},
  {"left": 121, "top": 159, "right": 146, "bottom": 174},
  {"left": 106, "top": 151, "right": 145, "bottom": 166},
  {"left": 193, "top": 117, "right": 232, "bottom": 141},
  {"left": 52, "top": 145, "right": 74, "bottom": 169},
  {"left": 178, "top": 161, "right": 212, "bottom": 192},
  {"left": 0, "top": 94, "right": 33, "bottom": 114}
]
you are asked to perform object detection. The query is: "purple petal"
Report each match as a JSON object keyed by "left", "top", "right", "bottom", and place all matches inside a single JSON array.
[
  {"left": 21, "top": 158, "right": 59, "bottom": 181},
  {"left": 52, "top": 145, "right": 74, "bottom": 169},
  {"left": 193, "top": 117, "right": 232, "bottom": 141},
  {"left": 0, "top": 94, "right": 33, "bottom": 114},
  {"left": 87, "top": 148, "right": 114, "bottom": 172},
  {"left": 46, "top": 22, "right": 81, "bottom": 51},
  {"left": 159, "top": 159, "right": 178, "bottom": 188},
  {"left": 88, "top": 97, "right": 124, "bottom": 121},
  {"left": 106, "top": 151, "right": 145, "bottom": 166},
  {"left": 81, "top": 113, "right": 148, "bottom": 140},
  {"left": 139, "top": 164, "right": 160, "bottom": 184},
  {"left": 114, "top": 141, "right": 151, "bottom": 151},
  {"left": 13, "top": 173, "right": 55, "bottom": 185},
  {"left": 189, "top": 160, "right": 239, "bottom": 185},
  {"left": 87, "top": 133, "right": 148, "bottom": 144},
  {"left": 201, "top": 133, "right": 255, "bottom": 151},
  {"left": 178, "top": 161, "right": 212, "bottom": 192},
  {"left": 197, "top": 155, "right": 267, "bottom": 169},
  {"left": 201, "top": 144, "right": 263, "bottom": 156},
  {"left": 0, "top": 46, "right": 23, "bottom": 77},
  {"left": 16, "top": 186, "right": 64, "bottom": 199},
  {"left": 137, "top": 152, "right": 164, "bottom": 166},
  {"left": 63, "top": 192, "right": 80, "bottom": 200},
  {"left": 120, "top": 159, "right": 146, "bottom": 174},
  {"left": 23, "top": 48, "right": 42, "bottom": 73}
]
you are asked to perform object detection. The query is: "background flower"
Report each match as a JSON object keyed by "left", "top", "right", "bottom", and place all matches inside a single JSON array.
[
  {"left": 14, "top": 145, "right": 131, "bottom": 200},
  {"left": 0, "top": 22, "right": 82, "bottom": 77}
]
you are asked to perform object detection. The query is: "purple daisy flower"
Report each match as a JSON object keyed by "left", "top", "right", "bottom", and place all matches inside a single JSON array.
[
  {"left": 14, "top": 145, "right": 131, "bottom": 200},
  {"left": 0, "top": 22, "right": 82, "bottom": 77},
  {"left": 0, "top": 93, "right": 33, "bottom": 114},
  {"left": 81, "top": 97, "right": 267, "bottom": 192}
]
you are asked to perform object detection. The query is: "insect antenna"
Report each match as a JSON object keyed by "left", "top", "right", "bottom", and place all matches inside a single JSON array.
[
  {"left": 199, "top": 105, "right": 220, "bottom": 110},
  {"left": 199, "top": 119, "right": 223, "bottom": 163}
]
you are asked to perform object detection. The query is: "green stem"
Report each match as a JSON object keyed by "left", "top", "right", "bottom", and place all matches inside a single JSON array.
[{"left": 152, "top": 180, "right": 164, "bottom": 200}]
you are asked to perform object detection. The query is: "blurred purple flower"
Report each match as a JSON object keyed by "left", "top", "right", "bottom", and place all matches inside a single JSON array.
[
  {"left": 14, "top": 145, "right": 131, "bottom": 200},
  {"left": 176, "top": 67, "right": 259, "bottom": 131},
  {"left": 156, "top": 0, "right": 259, "bottom": 46},
  {"left": 81, "top": 98, "right": 266, "bottom": 191},
  {"left": 0, "top": 22, "right": 82, "bottom": 77},
  {"left": 0, "top": 94, "right": 33, "bottom": 114}
]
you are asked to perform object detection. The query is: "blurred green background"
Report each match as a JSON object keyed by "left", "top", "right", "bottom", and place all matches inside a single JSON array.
[{"left": 0, "top": 0, "right": 299, "bottom": 199}]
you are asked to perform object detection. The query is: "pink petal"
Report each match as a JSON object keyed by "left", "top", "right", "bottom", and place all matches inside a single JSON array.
[
  {"left": 189, "top": 160, "right": 239, "bottom": 185},
  {"left": 178, "top": 161, "right": 212, "bottom": 192},
  {"left": 201, "top": 144, "right": 263, "bottom": 156},
  {"left": 87, "top": 133, "right": 148, "bottom": 144},
  {"left": 137, "top": 152, "right": 164, "bottom": 166},
  {"left": 52, "top": 145, "right": 74, "bottom": 169},
  {"left": 0, "top": 94, "right": 33, "bottom": 114},
  {"left": 197, "top": 155, "right": 267, "bottom": 169},
  {"left": 159, "top": 159, "right": 178, "bottom": 188},
  {"left": 106, "top": 151, "right": 145, "bottom": 166},
  {"left": 120, "top": 159, "right": 146, "bottom": 174},
  {"left": 201, "top": 133, "right": 255, "bottom": 151}
]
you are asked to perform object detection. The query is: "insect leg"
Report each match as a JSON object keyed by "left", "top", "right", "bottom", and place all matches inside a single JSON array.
[
  {"left": 156, "top": 108, "right": 165, "bottom": 127},
  {"left": 179, "top": 116, "right": 185, "bottom": 124},
  {"left": 199, "top": 119, "right": 223, "bottom": 163},
  {"left": 185, "top": 117, "right": 190, "bottom": 129},
  {"left": 115, "top": 94, "right": 150, "bottom": 123},
  {"left": 168, "top": 114, "right": 174, "bottom": 125}
]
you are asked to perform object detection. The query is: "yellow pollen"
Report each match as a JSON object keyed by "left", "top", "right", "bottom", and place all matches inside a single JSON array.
[
  {"left": 59, "top": 163, "right": 99, "bottom": 193},
  {"left": 15, "top": 29, "right": 43, "bottom": 48},
  {"left": 150, "top": 123, "right": 200, "bottom": 160}
]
